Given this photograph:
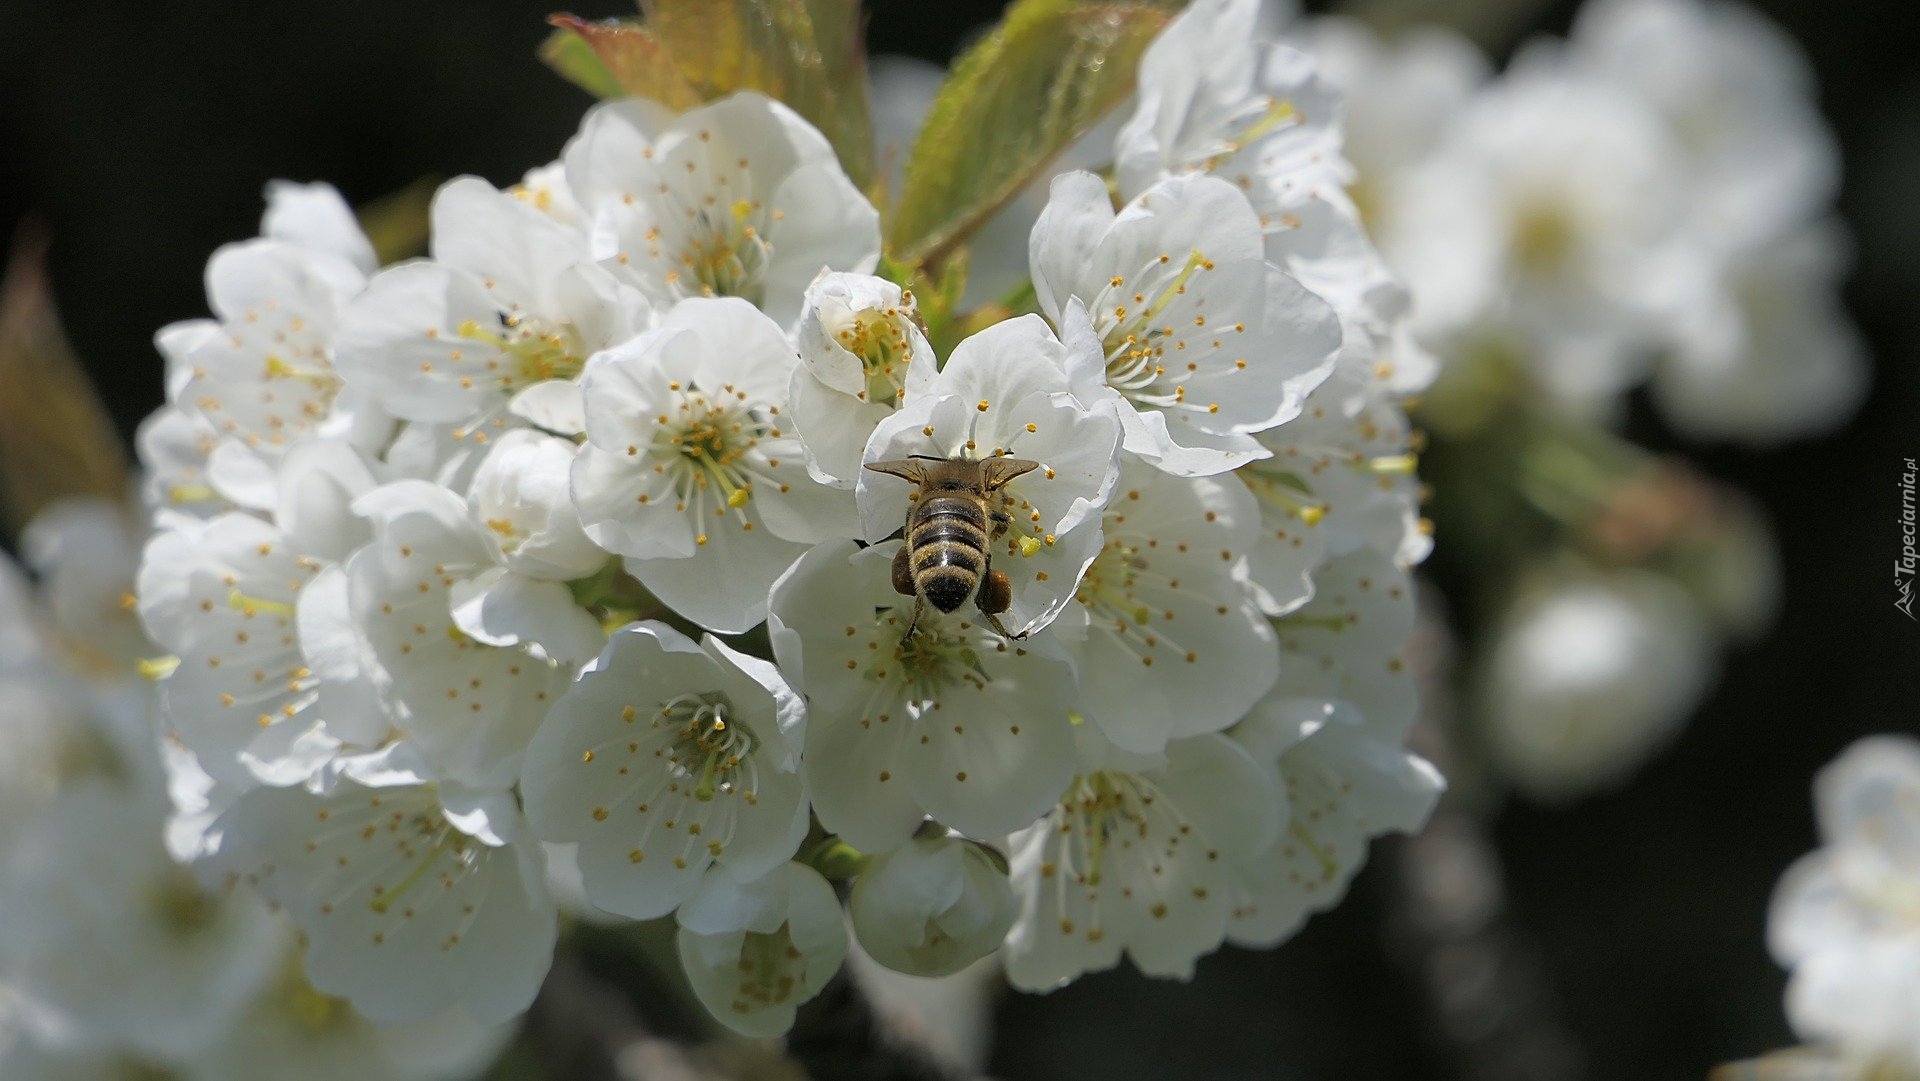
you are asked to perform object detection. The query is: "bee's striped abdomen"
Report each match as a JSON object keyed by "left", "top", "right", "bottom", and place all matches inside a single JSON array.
[{"left": 909, "top": 496, "right": 988, "bottom": 612}]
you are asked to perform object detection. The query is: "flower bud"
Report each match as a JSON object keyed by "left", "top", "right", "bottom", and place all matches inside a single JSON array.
[{"left": 850, "top": 832, "right": 1016, "bottom": 978}]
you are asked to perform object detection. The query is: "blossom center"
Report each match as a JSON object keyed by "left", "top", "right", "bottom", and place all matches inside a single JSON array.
[
  {"left": 1511, "top": 201, "right": 1579, "bottom": 276},
  {"left": 1075, "top": 512, "right": 1204, "bottom": 666},
  {"left": 727, "top": 921, "right": 806, "bottom": 1014},
  {"left": 147, "top": 865, "right": 223, "bottom": 940},
  {"left": 366, "top": 807, "right": 476, "bottom": 917},
  {"left": 1089, "top": 250, "right": 1220, "bottom": 406},
  {"left": 457, "top": 313, "right": 588, "bottom": 391},
  {"left": 1077, "top": 538, "right": 1155, "bottom": 627},
  {"left": 1241, "top": 465, "right": 1329, "bottom": 525},
  {"left": 651, "top": 385, "right": 783, "bottom": 542},
  {"left": 833, "top": 306, "right": 919, "bottom": 405},
  {"left": 1062, "top": 772, "right": 1156, "bottom": 887},
  {"left": 680, "top": 200, "right": 773, "bottom": 306},
  {"left": 658, "top": 693, "right": 758, "bottom": 803},
  {"left": 277, "top": 966, "right": 356, "bottom": 1034},
  {"left": 866, "top": 609, "right": 991, "bottom": 703},
  {"left": 1195, "top": 94, "right": 1300, "bottom": 173}
]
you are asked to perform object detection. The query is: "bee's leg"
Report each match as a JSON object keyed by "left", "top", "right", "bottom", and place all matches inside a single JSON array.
[
  {"left": 988, "top": 505, "right": 1013, "bottom": 542},
  {"left": 976, "top": 558, "right": 1027, "bottom": 640},
  {"left": 889, "top": 543, "right": 917, "bottom": 596},
  {"left": 901, "top": 596, "right": 926, "bottom": 642}
]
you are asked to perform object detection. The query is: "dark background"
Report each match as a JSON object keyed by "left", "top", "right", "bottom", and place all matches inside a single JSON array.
[{"left": 2, "top": 1, "right": 1915, "bottom": 1078}]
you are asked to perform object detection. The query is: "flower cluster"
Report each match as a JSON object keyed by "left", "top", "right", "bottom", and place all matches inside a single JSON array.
[{"left": 9, "top": 0, "right": 1443, "bottom": 1048}]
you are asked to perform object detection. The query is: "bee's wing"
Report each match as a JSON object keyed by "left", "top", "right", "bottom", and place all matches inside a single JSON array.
[
  {"left": 982, "top": 457, "right": 1040, "bottom": 490},
  {"left": 864, "top": 459, "right": 927, "bottom": 484}
]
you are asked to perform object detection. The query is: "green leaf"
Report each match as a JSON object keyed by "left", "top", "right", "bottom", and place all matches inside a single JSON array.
[
  {"left": 354, "top": 175, "right": 441, "bottom": 267},
  {"left": 887, "top": 0, "right": 1171, "bottom": 267},
  {"left": 540, "top": 15, "right": 703, "bottom": 110},
  {"left": 0, "top": 227, "right": 129, "bottom": 538},
  {"left": 541, "top": 2, "right": 874, "bottom": 189}
]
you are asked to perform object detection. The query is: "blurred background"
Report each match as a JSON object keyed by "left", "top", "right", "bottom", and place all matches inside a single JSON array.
[{"left": 1, "top": 0, "right": 1915, "bottom": 1078}]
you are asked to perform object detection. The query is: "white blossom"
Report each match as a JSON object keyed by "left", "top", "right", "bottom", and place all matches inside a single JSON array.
[
  {"left": 1291, "top": 19, "right": 1490, "bottom": 211},
  {"left": 1269, "top": 547, "right": 1420, "bottom": 734},
  {"left": 85, "top": 7, "right": 1469, "bottom": 1043},
  {"left": 258, "top": 180, "right": 379, "bottom": 276},
  {"left": 8, "top": 501, "right": 162, "bottom": 804},
  {"left": 1048, "top": 459, "right": 1278, "bottom": 753},
  {"left": 1116, "top": 0, "right": 1379, "bottom": 314},
  {"left": 1030, "top": 171, "right": 1339, "bottom": 475},
  {"left": 0, "top": 533, "right": 158, "bottom": 858},
  {"left": 138, "top": 440, "right": 392, "bottom": 791},
  {"left": 570, "top": 296, "right": 853, "bottom": 633},
  {"left": 136, "top": 405, "right": 229, "bottom": 523},
  {"left": 850, "top": 832, "right": 1016, "bottom": 978},
  {"left": 334, "top": 175, "right": 649, "bottom": 433},
  {"left": 1381, "top": 51, "right": 1687, "bottom": 413},
  {"left": 562, "top": 91, "right": 880, "bottom": 326},
  {"left": 768, "top": 540, "right": 1079, "bottom": 852},
  {"left": 510, "top": 161, "right": 586, "bottom": 228},
  {"left": 1477, "top": 570, "right": 1714, "bottom": 801},
  {"left": 1649, "top": 218, "right": 1867, "bottom": 445},
  {"left": 140, "top": 512, "right": 333, "bottom": 787},
  {"left": 788, "top": 271, "right": 937, "bottom": 487},
  {"left": 19, "top": 498, "right": 152, "bottom": 677},
  {"left": 1228, "top": 699, "right": 1442, "bottom": 947},
  {"left": 1769, "top": 735, "right": 1920, "bottom": 1072},
  {"left": 345, "top": 479, "right": 578, "bottom": 789},
  {"left": 190, "top": 957, "right": 513, "bottom": 1081},
  {"left": 521, "top": 622, "right": 810, "bottom": 919},
  {"left": 211, "top": 746, "right": 557, "bottom": 1025},
  {"left": 0, "top": 677, "right": 92, "bottom": 860},
  {"left": 675, "top": 862, "right": 847, "bottom": 1038},
  {"left": 1568, "top": 0, "right": 1838, "bottom": 245},
  {"left": 1002, "top": 729, "right": 1283, "bottom": 990},
  {"left": 158, "top": 185, "right": 372, "bottom": 490},
  {"left": 1239, "top": 365, "right": 1428, "bottom": 614},
  {"left": 1566, "top": 0, "right": 1861, "bottom": 443},
  {"left": 1227, "top": 548, "right": 1441, "bottom": 945},
  {"left": 0, "top": 783, "right": 281, "bottom": 1060}
]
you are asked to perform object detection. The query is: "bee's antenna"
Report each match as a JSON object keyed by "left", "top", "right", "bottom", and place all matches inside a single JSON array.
[{"left": 907, "top": 453, "right": 947, "bottom": 463}]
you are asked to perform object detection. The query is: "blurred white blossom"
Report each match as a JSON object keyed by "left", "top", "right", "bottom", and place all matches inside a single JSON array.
[
  {"left": 1768, "top": 736, "right": 1920, "bottom": 1073},
  {"left": 1478, "top": 571, "right": 1715, "bottom": 801}
]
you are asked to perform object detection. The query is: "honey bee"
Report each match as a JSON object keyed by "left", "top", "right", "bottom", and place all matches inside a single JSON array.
[{"left": 864, "top": 454, "right": 1040, "bottom": 640}]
